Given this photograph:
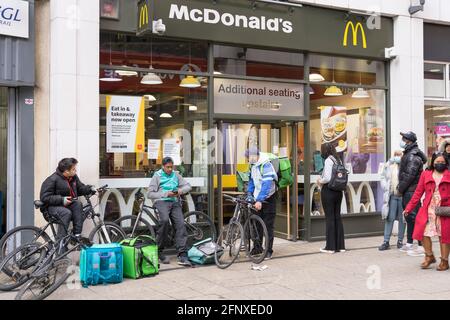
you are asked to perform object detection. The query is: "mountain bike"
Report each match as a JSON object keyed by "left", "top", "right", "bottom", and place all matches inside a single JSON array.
[
  {"left": 114, "top": 188, "right": 216, "bottom": 250},
  {"left": 0, "top": 185, "right": 125, "bottom": 261},
  {"left": 215, "top": 194, "right": 269, "bottom": 269}
]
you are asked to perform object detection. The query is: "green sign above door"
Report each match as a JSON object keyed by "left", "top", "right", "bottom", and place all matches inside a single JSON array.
[{"left": 137, "top": 0, "right": 393, "bottom": 59}]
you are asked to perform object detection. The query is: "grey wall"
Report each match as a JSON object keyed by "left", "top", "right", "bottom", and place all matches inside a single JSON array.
[
  {"left": 0, "top": 0, "right": 35, "bottom": 86},
  {"left": 101, "top": 0, "right": 137, "bottom": 33}
]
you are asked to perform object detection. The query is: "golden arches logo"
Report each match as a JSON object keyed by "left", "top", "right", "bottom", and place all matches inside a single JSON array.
[
  {"left": 139, "top": 3, "right": 149, "bottom": 28},
  {"left": 343, "top": 21, "right": 367, "bottom": 49}
]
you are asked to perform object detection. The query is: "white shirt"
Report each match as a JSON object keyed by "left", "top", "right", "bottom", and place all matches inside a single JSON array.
[{"left": 319, "top": 157, "right": 335, "bottom": 184}]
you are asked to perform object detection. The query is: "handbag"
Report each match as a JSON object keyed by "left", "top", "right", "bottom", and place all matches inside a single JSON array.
[{"left": 435, "top": 206, "right": 450, "bottom": 217}]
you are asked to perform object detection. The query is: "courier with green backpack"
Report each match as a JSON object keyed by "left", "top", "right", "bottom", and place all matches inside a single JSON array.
[{"left": 120, "top": 235, "right": 159, "bottom": 279}]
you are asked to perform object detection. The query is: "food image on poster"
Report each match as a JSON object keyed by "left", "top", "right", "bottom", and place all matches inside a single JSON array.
[
  {"left": 359, "top": 108, "right": 384, "bottom": 153},
  {"left": 320, "top": 106, "right": 347, "bottom": 153}
]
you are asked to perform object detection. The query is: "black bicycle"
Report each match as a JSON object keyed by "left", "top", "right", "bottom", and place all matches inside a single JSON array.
[
  {"left": 114, "top": 188, "right": 216, "bottom": 250},
  {"left": 0, "top": 185, "right": 125, "bottom": 261},
  {"left": 215, "top": 194, "right": 269, "bottom": 269},
  {"left": 0, "top": 212, "right": 93, "bottom": 300}
]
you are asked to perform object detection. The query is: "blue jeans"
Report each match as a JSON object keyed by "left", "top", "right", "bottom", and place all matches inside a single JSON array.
[{"left": 383, "top": 195, "right": 405, "bottom": 243}]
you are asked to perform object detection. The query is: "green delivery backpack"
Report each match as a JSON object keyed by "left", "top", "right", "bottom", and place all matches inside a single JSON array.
[
  {"left": 260, "top": 153, "right": 293, "bottom": 189},
  {"left": 120, "top": 235, "right": 159, "bottom": 279}
]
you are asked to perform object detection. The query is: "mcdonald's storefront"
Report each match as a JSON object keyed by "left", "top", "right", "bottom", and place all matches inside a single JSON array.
[{"left": 99, "top": 0, "right": 393, "bottom": 241}]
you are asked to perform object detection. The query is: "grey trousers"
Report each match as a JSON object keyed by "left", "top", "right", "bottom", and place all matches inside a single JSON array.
[
  {"left": 48, "top": 200, "right": 84, "bottom": 240},
  {"left": 154, "top": 200, "right": 188, "bottom": 256}
]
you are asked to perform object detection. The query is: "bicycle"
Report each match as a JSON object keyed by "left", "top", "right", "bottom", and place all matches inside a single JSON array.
[
  {"left": 0, "top": 212, "right": 93, "bottom": 300},
  {"left": 114, "top": 188, "right": 216, "bottom": 251},
  {"left": 214, "top": 194, "right": 269, "bottom": 269},
  {"left": 0, "top": 185, "right": 125, "bottom": 261}
]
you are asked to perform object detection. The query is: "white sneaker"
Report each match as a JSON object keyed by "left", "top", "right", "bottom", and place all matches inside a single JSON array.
[
  {"left": 320, "top": 248, "right": 335, "bottom": 254},
  {"left": 407, "top": 246, "right": 425, "bottom": 257},
  {"left": 339, "top": 249, "right": 346, "bottom": 253},
  {"left": 399, "top": 243, "right": 413, "bottom": 252}
]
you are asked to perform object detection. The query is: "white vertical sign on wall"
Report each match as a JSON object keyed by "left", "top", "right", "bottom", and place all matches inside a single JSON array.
[{"left": 0, "top": 0, "right": 29, "bottom": 38}]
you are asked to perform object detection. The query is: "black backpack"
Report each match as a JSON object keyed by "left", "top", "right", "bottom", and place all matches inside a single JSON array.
[{"left": 328, "top": 156, "right": 348, "bottom": 192}]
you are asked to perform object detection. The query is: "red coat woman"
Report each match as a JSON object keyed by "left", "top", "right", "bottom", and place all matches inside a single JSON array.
[{"left": 404, "top": 152, "right": 450, "bottom": 271}]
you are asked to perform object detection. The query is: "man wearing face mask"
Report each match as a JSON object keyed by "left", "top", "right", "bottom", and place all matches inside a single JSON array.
[
  {"left": 246, "top": 146, "right": 278, "bottom": 260},
  {"left": 379, "top": 150, "right": 406, "bottom": 251},
  {"left": 398, "top": 131, "right": 428, "bottom": 256}
]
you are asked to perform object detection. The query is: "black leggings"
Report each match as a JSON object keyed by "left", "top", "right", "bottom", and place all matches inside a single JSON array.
[
  {"left": 403, "top": 191, "right": 422, "bottom": 246},
  {"left": 321, "top": 185, "right": 345, "bottom": 251}
]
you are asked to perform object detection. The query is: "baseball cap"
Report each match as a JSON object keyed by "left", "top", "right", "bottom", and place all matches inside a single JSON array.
[{"left": 400, "top": 131, "right": 417, "bottom": 143}]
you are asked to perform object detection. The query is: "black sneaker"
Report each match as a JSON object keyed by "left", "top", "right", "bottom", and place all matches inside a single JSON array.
[
  {"left": 177, "top": 255, "right": 192, "bottom": 267},
  {"left": 264, "top": 252, "right": 273, "bottom": 260},
  {"left": 378, "top": 242, "right": 390, "bottom": 251},
  {"left": 159, "top": 254, "right": 170, "bottom": 264},
  {"left": 397, "top": 241, "right": 403, "bottom": 249}
]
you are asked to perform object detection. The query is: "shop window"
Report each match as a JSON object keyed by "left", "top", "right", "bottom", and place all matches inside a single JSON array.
[
  {"left": 309, "top": 85, "right": 386, "bottom": 216},
  {"left": 309, "top": 55, "right": 385, "bottom": 87},
  {"left": 213, "top": 45, "right": 304, "bottom": 80},
  {"left": 99, "top": 66, "right": 209, "bottom": 218},
  {"left": 425, "top": 103, "right": 450, "bottom": 156},
  {"left": 424, "top": 63, "right": 446, "bottom": 99},
  {"left": 100, "top": 32, "right": 208, "bottom": 73}
]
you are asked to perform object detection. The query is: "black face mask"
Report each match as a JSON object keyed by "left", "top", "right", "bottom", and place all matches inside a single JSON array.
[{"left": 435, "top": 163, "right": 447, "bottom": 173}]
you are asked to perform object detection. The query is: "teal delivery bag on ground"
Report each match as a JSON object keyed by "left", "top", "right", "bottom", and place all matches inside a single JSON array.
[
  {"left": 188, "top": 238, "right": 223, "bottom": 265},
  {"left": 80, "top": 243, "right": 123, "bottom": 287}
]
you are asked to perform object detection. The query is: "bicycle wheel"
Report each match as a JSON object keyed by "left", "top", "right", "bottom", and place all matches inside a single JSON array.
[
  {"left": 15, "top": 258, "right": 72, "bottom": 300},
  {"left": 0, "top": 226, "right": 51, "bottom": 261},
  {"left": 88, "top": 222, "right": 127, "bottom": 244},
  {"left": 184, "top": 211, "right": 217, "bottom": 248},
  {"left": 0, "top": 243, "right": 47, "bottom": 291},
  {"left": 214, "top": 221, "right": 244, "bottom": 269},
  {"left": 114, "top": 215, "right": 156, "bottom": 239},
  {"left": 243, "top": 215, "right": 269, "bottom": 264}
]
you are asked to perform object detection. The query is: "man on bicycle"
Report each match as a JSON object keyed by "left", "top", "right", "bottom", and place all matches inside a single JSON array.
[
  {"left": 148, "top": 157, "right": 192, "bottom": 266},
  {"left": 39, "top": 158, "right": 95, "bottom": 241},
  {"left": 246, "top": 146, "right": 277, "bottom": 260}
]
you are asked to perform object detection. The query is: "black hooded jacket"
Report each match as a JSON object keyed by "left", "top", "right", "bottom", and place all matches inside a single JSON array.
[
  {"left": 398, "top": 142, "right": 428, "bottom": 194},
  {"left": 39, "top": 170, "right": 92, "bottom": 207}
]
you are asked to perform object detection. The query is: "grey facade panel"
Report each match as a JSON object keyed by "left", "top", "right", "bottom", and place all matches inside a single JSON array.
[
  {"left": 0, "top": 0, "right": 35, "bottom": 86},
  {"left": 424, "top": 23, "right": 450, "bottom": 63}
]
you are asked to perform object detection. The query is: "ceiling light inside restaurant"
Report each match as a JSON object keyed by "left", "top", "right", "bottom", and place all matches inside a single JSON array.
[
  {"left": 324, "top": 85, "right": 343, "bottom": 96},
  {"left": 160, "top": 113, "right": 172, "bottom": 118},
  {"left": 309, "top": 73, "right": 325, "bottom": 82},
  {"left": 147, "top": 116, "right": 154, "bottom": 121},
  {"left": 116, "top": 66, "right": 138, "bottom": 77},
  {"left": 309, "top": 87, "right": 315, "bottom": 95},
  {"left": 429, "top": 69, "right": 442, "bottom": 73},
  {"left": 144, "top": 94, "right": 157, "bottom": 101},
  {"left": 352, "top": 87, "right": 370, "bottom": 99},
  {"left": 141, "top": 66, "right": 163, "bottom": 85},
  {"left": 214, "top": 71, "right": 223, "bottom": 75},
  {"left": 179, "top": 75, "right": 201, "bottom": 88},
  {"left": 189, "top": 105, "right": 198, "bottom": 111},
  {"left": 100, "top": 71, "right": 123, "bottom": 82}
]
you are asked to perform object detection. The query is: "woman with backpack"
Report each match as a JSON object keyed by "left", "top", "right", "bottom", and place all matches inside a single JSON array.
[
  {"left": 316, "top": 143, "right": 346, "bottom": 253},
  {"left": 403, "top": 152, "right": 450, "bottom": 271}
]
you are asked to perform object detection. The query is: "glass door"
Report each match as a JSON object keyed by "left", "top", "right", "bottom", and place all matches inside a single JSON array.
[
  {"left": 0, "top": 88, "right": 8, "bottom": 237},
  {"left": 215, "top": 121, "right": 299, "bottom": 239}
]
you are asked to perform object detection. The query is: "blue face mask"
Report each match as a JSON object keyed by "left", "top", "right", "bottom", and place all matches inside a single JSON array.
[
  {"left": 400, "top": 141, "right": 407, "bottom": 149},
  {"left": 393, "top": 156, "right": 401, "bottom": 164}
]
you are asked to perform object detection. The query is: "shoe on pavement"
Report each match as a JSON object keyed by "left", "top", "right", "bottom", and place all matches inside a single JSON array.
[
  {"left": 159, "top": 254, "right": 170, "bottom": 264},
  {"left": 407, "top": 246, "right": 425, "bottom": 257},
  {"left": 399, "top": 243, "right": 413, "bottom": 252},
  {"left": 177, "top": 255, "right": 192, "bottom": 266},
  {"left": 264, "top": 252, "right": 273, "bottom": 260},
  {"left": 378, "top": 242, "right": 390, "bottom": 251},
  {"left": 397, "top": 241, "right": 403, "bottom": 249},
  {"left": 339, "top": 249, "right": 346, "bottom": 253},
  {"left": 320, "top": 248, "right": 335, "bottom": 254}
]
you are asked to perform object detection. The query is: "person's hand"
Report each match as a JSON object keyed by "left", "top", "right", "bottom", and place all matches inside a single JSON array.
[
  {"left": 167, "top": 191, "right": 177, "bottom": 197},
  {"left": 403, "top": 210, "right": 409, "bottom": 217},
  {"left": 63, "top": 197, "right": 72, "bottom": 206},
  {"left": 254, "top": 202, "right": 262, "bottom": 211},
  {"left": 316, "top": 178, "right": 322, "bottom": 186}
]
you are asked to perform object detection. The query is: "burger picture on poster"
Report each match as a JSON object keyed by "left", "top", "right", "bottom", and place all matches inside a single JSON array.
[{"left": 321, "top": 106, "right": 347, "bottom": 152}]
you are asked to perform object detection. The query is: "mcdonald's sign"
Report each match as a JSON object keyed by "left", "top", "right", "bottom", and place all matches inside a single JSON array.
[
  {"left": 343, "top": 21, "right": 367, "bottom": 49},
  {"left": 139, "top": 2, "right": 149, "bottom": 28}
]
